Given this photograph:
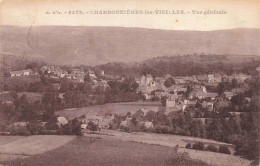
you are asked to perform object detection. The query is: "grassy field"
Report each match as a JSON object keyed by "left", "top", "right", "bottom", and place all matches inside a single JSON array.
[
  {"left": 0, "top": 135, "right": 76, "bottom": 162},
  {"left": 88, "top": 130, "right": 250, "bottom": 166},
  {"left": 1, "top": 136, "right": 208, "bottom": 166},
  {"left": 56, "top": 101, "right": 162, "bottom": 120},
  {"left": 0, "top": 136, "right": 25, "bottom": 146},
  {"left": 0, "top": 131, "right": 251, "bottom": 166}
]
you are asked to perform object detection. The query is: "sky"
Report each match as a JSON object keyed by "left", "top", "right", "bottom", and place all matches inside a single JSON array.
[{"left": 0, "top": 0, "right": 260, "bottom": 31}]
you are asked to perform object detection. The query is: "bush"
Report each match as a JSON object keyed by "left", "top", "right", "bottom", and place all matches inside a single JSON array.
[
  {"left": 26, "top": 121, "right": 45, "bottom": 135},
  {"left": 9, "top": 125, "right": 31, "bottom": 136},
  {"left": 205, "top": 145, "right": 218, "bottom": 152},
  {"left": 57, "top": 119, "right": 82, "bottom": 136},
  {"left": 219, "top": 145, "right": 231, "bottom": 154},
  {"left": 192, "top": 142, "right": 205, "bottom": 151},
  {"left": 185, "top": 143, "right": 192, "bottom": 149}
]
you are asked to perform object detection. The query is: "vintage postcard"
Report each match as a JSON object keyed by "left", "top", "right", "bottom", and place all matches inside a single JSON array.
[{"left": 0, "top": 0, "right": 259, "bottom": 165}]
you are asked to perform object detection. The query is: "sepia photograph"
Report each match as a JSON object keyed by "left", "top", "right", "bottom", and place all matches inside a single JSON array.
[{"left": 0, "top": 0, "right": 259, "bottom": 165}]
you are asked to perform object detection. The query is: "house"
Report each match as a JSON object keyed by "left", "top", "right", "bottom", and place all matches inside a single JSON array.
[
  {"left": 207, "top": 74, "right": 215, "bottom": 83},
  {"left": 77, "top": 76, "right": 84, "bottom": 83},
  {"left": 57, "top": 117, "right": 68, "bottom": 126},
  {"left": 194, "top": 91, "right": 206, "bottom": 99},
  {"left": 193, "top": 91, "right": 218, "bottom": 100},
  {"left": 88, "top": 116, "right": 102, "bottom": 124},
  {"left": 155, "top": 77, "right": 165, "bottom": 84},
  {"left": 166, "top": 99, "right": 175, "bottom": 108},
  {"left": 166, "top": 104, "right": 183, "bottom": 113},
  {"left": 184, "top": 99, "right": 197, "bottom": 106},
  {"left": 135, "top": 78, "right": 141, "bottom": 84},
  {"left": 89, "top": 73, "right": 97, "bottom": 80},
  {"left": 202, "top": 101, "right": 214, "bottom": 110},
  {"left": 14, "top": 122, "right": 28, "bottom": 127},
  {"left": 193, "top": 84, "right": 207, "bottom": 93},
  {"left": 144, "top": 94, "right": 152, "bottom": 100},
  {"left": 59, "top": 93, "right": 65, "bottom": 99},
  {"left": 144, "top": 121, "right": 153, "bottom": 128},
  {"left": 214, "top": 73, "right": 222, "bottom": 83},
  {"left": 22, "top": 69, "right": 33, "bottom": 76},
  {"left": 140, "top": 74, "right": 153, "bottom": 85},
  {"left": 104, "top": 74, "right": 121, "bottom": 81},
  {"left": 196, "top": 75, "right": 207, "bottom": 82},
  {"left": 256, "top": 65, "right": 260, "bottom": 72},
  {"left": 165, "top": 74, "right": 171, "bottom": 79},
  {"left": 1, "top": 100, "right": 13, "bottom": 105},
  {"left": 40, "top": 66, "right": 50, "bottom": 73},
  {"left": 154, "top": 92, "right": 179, "bottom": 100},
  {"left": 229, "top": 73, "right": 252, "bottom": 83},
  {"left": 204, "top": 92, "right": 218, "bottom": 100},
  {"left": 154, "top": 91, "right": 168, "bottom": 98},
  {"left": 10, "top": 71, "right": 23, "bottom": 77},
  {"left": 81, "top": 124, "right": 88, "bottom": 129},
  {"left": 60, "top": 71, "right": 68, "bottom": 78},
  {"left": 224, "top": 91, "right": 234, "bottom": 100},
  {"left": 66, "top": 74, "right": 77, "bottom": 80},
  {"left": 174, "top": 77, "right": 185, "bottom": 84},
  {"left": 176, "top": 87, "right": 187, "bottom": 93}
]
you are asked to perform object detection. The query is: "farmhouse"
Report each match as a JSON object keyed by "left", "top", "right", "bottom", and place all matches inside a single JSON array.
[
  {"left": 144, "top": 121, "right": 153, "bottom": 128},
  {"left": 57, "top": 117, "right": 68, "bottom": 126},
  {"left": 22, "top": 69, "right": 33, "bottom": 76},
  {"left": 207, "top": 74, "right": 215, "bottom": 83},
  {"left": 10, "top": 71, "right": 23, "bottom": 77}
]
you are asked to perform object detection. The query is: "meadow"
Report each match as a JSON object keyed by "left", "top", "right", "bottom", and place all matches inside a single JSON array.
[
  {"left": 1, "top": 136, "right": 208, "bottom": 166},
  {"left": 56, "top": 101, "right": 162, "bottom": 120},
  {"left": 95, "top": 130, "right": 250, "bottom": 166},
  {"left": 0, "top": 130, "right": 251, "bottom": 166},
  {"left": 0, "top": 135, "right": 76, "bottom": 162}
]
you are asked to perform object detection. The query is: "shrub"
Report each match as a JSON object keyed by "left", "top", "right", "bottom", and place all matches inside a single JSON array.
[
  {"left": 26, "top": 121, "right": 45, "bottom": 135},
  {"left": 120, "top": 125, "right": 131, "bottom": 132},
  {"left": 9, "top": 125, "right": 31, "bottom": 136},
  {"left": 205, "top": 145, "right": 218, "bottom": 152},
  {"left": 192, "top": 142, "right": 205, "bottom": 151},
  {"left": 185, "top": 143, "right": 192, "bottom": 149},
  {"left": 219, "top": 145, "right": 231, "bottom": 154}
]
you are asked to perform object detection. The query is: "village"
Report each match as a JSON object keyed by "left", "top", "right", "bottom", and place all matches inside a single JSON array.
[{"left": 4, "top": 64, "right": 255, "bottom": 133}]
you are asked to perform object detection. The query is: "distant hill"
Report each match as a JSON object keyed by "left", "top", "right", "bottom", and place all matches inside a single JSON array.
[{"left": 1, "top": 26, "right": 260, "bottom": 66}]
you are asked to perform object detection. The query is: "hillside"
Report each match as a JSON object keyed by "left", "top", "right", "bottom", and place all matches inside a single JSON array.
[{"left": 1, "top": 26, "right": 260, "bottom": 66}]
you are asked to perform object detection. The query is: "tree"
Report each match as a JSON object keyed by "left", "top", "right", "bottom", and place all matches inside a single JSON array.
[
  {"left": 84, "top": 74, "right": 91, "bottom": 82},
  {"left": 26, "top": 62, "right": 39, "bottom": 71},
  {"left": 217, "top": 83, "right": 225, "bottom": 95},
  {"left": 164, "top": 78, "right": 175, "bottom": 87},
  {"left": 231, "top": 78, "right": 238, "bottom": 88},
  {"left": 231, "top": 93, "right": 244, "bottom": 107},
  {"left": 87, "top": 121, "right": 98, "bottom": 132},
  {"left": 219, "top": 146, "right": 231, "bottom": 154},
  {"left": 161, "top": 96, "right": 168, "bottom": 106},
  {"left": 131, "top": 82, "right": 139, "bottom": 91}
]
